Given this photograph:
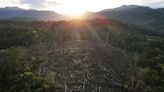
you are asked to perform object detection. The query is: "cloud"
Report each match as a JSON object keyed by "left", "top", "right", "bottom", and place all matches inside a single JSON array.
[
  {"left": 142, "top": 0, "right": 164, "bottom": 8},
  {"left": 0, "top": 0, "right": 28, "bottom": 9},
  {"left": 20, "top": 0, "right": 44, "bottom": 8},
  {"left": 0, "top": 0, "right": 164, "bottom": 12},
  {"left": 20, "top": 0, "right": 61, "bottom": 9}
]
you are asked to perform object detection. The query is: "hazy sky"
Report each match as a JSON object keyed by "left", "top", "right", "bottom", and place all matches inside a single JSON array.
[{"left": 0, "top": 0, "right": 164, "bottom": 14}]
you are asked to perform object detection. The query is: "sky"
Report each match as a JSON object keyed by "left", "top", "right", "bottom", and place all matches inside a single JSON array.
[{"left": 0, "top": 0, "right": 164, "bottom": 14}]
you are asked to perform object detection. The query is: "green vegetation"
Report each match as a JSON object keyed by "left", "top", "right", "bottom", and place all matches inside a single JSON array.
[{"left": 0, "top": 19, "right": 163, "bottom": 92}]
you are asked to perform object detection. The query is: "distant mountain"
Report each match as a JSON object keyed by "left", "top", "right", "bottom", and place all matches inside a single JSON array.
[
  {"left": 0, "top": 7, "right": 63, "bottom": 21},
  {"left": 97, "top": 5, "right": 164, "bottom": 32},
  {"left": 100, "top": 5, "right": 151, "bottom": 12},
  {"left": 1, "top": 6, "right": 164, "bottom": 32}
]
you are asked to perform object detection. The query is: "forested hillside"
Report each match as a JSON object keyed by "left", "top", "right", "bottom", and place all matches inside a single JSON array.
[
  {"left": 97, "top": 5, "right": 164, "bottom": 33},
  {"left": 0, "top": 19, "right": 163, "bottom": 92}
]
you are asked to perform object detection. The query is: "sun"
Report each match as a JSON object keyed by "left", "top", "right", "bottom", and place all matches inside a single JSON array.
[
  {"left": 57, "top": 7, "right": 86, "bottom": 18},
  {"left": 69, "top": 11, "right": 84, "bottom": 17},
  {"left": 66, "top": 10, "right": 85, "bottom": 18},
  {"left": 54, "top": 1, "right": 87, "bottom": 18}
]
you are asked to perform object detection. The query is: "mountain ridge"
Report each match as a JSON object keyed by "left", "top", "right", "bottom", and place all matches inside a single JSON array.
[
  {"left": 0, "top": 5, "right": 164, "bottom": 32},
  {"left": 96, "top": 5, "right": 164, "bottom": 32},
  {"left": 0, "top": 7, "right": 63, "bottom": 21}
]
